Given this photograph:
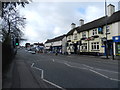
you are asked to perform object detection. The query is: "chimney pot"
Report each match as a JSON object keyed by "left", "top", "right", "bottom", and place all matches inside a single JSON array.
[
  {"left": 107, "top": 4, "right": 115, "bottom": 17},
  {"left": 71, "top": 23, "right": 76, "bottom": 29},
  {"left": 79, "top": 19, "right": 84, "bottom": 26}
]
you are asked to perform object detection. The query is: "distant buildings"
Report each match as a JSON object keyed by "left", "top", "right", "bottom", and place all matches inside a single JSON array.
[{"left": 44, "top": 35, "right": 66, "bottom": 53}]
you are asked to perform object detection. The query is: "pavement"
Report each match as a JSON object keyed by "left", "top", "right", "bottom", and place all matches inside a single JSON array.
[{"left": 2, "top": 49, "right": 48, "bottom": 89}]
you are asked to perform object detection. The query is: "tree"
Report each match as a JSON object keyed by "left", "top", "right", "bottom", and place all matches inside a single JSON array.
[
  {"left": 1, "top": 1, "right": 31, "bottom": 70},
  {"left": 1, "top": 2, "right": 29, "bottom": 43}
]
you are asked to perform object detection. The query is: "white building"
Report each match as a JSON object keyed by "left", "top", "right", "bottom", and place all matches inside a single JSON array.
[
  {"left": 62, "top": 35, "right": 67, "bottom": 54},
  {"left": 66, "top": 4, "right": 120, "bottom": 57},
  {"left": 44, "top": 35, "right": 66, "bottom": 53}
]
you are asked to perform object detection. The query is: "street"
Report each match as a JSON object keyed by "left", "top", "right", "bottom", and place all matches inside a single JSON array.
[{"left": 16, "top": 48, "right": 119, "bottom": 88}]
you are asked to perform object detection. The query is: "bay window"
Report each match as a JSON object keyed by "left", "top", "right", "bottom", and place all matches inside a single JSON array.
[{"left": 91, "top": 42, "right": 99, "bottom": 50}]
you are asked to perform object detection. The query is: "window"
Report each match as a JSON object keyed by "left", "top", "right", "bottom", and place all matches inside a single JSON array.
[
  {"left": 81, "top": 43, "right": 87, "bottom": 50},
  {"left": 68, "top": 36, "right": 71, "bottom": 40},
  {"left": 82, "top": 32, "right": 86, "bottom": 38},
  {"left": 74, "top": 33, "right": 77, "bottom": 40},
  {"left": 92, "top": 29, "right": 97, "bottom": 35},
  {"left": 91, "top": 42, "right": 99, "bottom": 50},
  {"left": 98, "top": 27, "right": 103, "bottom": 34}
]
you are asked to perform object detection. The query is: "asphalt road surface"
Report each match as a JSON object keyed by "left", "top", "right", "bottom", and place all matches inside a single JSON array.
[{"left": 17, "top": 48, "right": 120, "bottom": 88}]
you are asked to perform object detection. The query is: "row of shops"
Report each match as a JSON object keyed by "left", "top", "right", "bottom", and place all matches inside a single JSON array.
[{"left": 44, "top": 4, "right": 120, "bottom": 58}]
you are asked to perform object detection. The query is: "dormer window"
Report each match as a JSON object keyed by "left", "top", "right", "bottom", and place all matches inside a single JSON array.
[{"left": 92, "top": 29, "right": 98, "bottom": 36}]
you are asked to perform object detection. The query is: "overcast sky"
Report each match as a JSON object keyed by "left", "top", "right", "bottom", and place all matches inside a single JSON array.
[{"left": 19, "top": 0, "right": 119, "bottom": 46}]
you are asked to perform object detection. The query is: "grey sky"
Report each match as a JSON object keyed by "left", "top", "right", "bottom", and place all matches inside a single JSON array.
[{"left": 19, "top": 1, "right": 118, "bottom": 45}]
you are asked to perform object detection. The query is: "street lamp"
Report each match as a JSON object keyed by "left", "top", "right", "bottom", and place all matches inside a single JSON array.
[{"left": 105, "top": 0, "right": 109, "bottom": 59}]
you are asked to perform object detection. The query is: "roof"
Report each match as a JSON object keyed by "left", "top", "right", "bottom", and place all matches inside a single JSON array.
[
  {"left": 67, "top": 10, "right": 120, "bottom": 35},
  {"left": 107, "top": 10, "right": 120, "bottom": 24},
  {"left": 66, "top": 27, "right": 79, "bottom": 36},
  {"left": 45, "top": 34, "right": 66, "bottom": 43},
  {"left": 77, "top": 16, "right": 107, "bottom": 33},
  {"left": 33, "top": 43, "right": 44, "bottom": 46}
]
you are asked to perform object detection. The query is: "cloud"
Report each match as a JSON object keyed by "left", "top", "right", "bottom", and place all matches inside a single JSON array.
[{"left": 19, "top": 2, "right": 118, "bottom": 46}]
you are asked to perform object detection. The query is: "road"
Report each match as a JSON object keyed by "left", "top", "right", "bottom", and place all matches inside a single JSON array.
[{"left": 17, "top": 48, "right": 119, "bottom": 88}]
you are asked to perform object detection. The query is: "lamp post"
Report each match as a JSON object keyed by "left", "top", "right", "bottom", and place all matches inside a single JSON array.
[{"left": 105, "top": 0, "right": 109, "bottom": 59}]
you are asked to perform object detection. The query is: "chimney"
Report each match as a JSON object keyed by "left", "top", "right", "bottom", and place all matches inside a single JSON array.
[
  {"left": 71, "top": 23, "right": 76, "bottom": 29},
  {"left": 79, "top": 19, "right": 84, "bottom": 26},
  {"left": 107, "top": 4, "right": 115, "bottom": 17}
]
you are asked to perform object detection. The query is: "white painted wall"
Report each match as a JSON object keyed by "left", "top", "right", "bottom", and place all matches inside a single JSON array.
[
  {"left": 44, "top": 42, "right": 52, "bottom": 49},
  {"left": 107, "top": 21, "right": 120, "bottom": 40},
  {"left": 52, "top": 41, "right": 62, "bottom": 46},
  {"left": 62, "top": 36, "right": 67, "bottom": 54}
]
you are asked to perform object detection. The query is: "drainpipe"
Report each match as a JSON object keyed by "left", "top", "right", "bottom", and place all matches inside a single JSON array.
[{"left": 88, "top": 31, "right": 89, "bottom": 53}]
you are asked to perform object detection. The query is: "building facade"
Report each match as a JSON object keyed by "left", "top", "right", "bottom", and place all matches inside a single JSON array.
[
  {"left": 66, "top": 4, "right": 120, "bottom": 56},
  {"left": 62, "top": 35, "right": 67, "bottom": 54},
  {"left": 44, "top": 35, "right": 66, "bottom": 53}
]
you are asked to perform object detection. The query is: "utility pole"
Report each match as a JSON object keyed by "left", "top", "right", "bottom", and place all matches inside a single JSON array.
[{"left": 105, "top": 0, "right": 109, "bottom": 59}]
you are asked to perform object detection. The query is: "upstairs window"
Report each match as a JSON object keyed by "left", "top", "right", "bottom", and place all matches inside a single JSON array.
[
  {"left": 68, "top": 36, "right": 71, "bottom": 40},
  {"left": 92, "top": 29, "right": 98, "bottom": 35},
  {"left": 107, "top": 25, "right": 110, "bottom": 33},
  {"left": 74, "top": 33, "right": 77, "bottom": 40},
  {"left": 82, "top": 32, "right": 86, "bottom": 38}
]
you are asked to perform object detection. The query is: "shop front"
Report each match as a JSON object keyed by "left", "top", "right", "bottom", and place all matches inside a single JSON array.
[
  {"left": 52, "top": 46, "right": 62, "bottom": 53},
  {"left": 113, "top": 36, "right": 120, "bottom": 56}
]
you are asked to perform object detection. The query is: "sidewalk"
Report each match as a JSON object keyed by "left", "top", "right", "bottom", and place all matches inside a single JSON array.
[{"left": 3, "top": 54, "right": 48, "bottom": 88}]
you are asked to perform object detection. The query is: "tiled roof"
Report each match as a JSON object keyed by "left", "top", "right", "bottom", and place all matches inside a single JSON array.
[
  {"left": 77, "top": 16, "right": 106, "bottom": 33},
  {"left": 66, "top": 27, "right": 79, "bottom": 36},
  {"left": 67, "top": 10, "right": 120, "bottom": 34},
  {"left": 45, "top": 34, "right": 66, "bottom": 43},
  {"left": 107, "top": 10, "right": 120, "bottom": 24}
]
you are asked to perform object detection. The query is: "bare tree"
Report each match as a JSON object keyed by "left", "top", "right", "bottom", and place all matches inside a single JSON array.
[{"left": 1, "top": 2, "right": 28, "bottom": 43}]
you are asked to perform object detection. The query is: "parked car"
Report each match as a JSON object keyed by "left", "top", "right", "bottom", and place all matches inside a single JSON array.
[{"left": 29, "top": 47, "right": 36, "bottom": 54}]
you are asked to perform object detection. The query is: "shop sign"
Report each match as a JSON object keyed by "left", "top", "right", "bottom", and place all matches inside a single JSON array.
[
  {"left": 113, "top": 36, "right": 120, "bottom": 42},
  {"left": 101, "top": 46, "right": 105, "bottom": 47},
  {"left": 98, "top": 27, "right": 103, "bottom": 34}
]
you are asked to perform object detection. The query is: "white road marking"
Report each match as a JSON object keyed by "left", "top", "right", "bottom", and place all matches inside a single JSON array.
[
  {"left": 82, "top": 64, "right": 94, "bottom": 69},
  {"left": 31, "top": 63, "right": 64, "bottom": 89},
  {"left": 57, "top": 60, "right": 118, "bottom": 74},
  {"left": 32, "top": 59, "right": 119, "bottom": 82},
  {"left": 95, "top": 68, "right": 118, "bottom": 73},
  {"left": 89, "top": 69, "right": 109, "bottom": 79},
  {"left": 82, "top": 64, "right": 118, "bottom": 73},
  {"left": 52, "top": 59, "right": 55, "bottom": 62},
  {"left": 64, "top": 63, "right": 88, "bottom": 70},
  {"left": 109, "top": 78, "right": 120, "bottom": 82},
  {"left": 64, "top": 62, "right": 120, "bottom": 82},
  {"left": 43, "top": 79, "right": 65, "bottom": 89}
]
